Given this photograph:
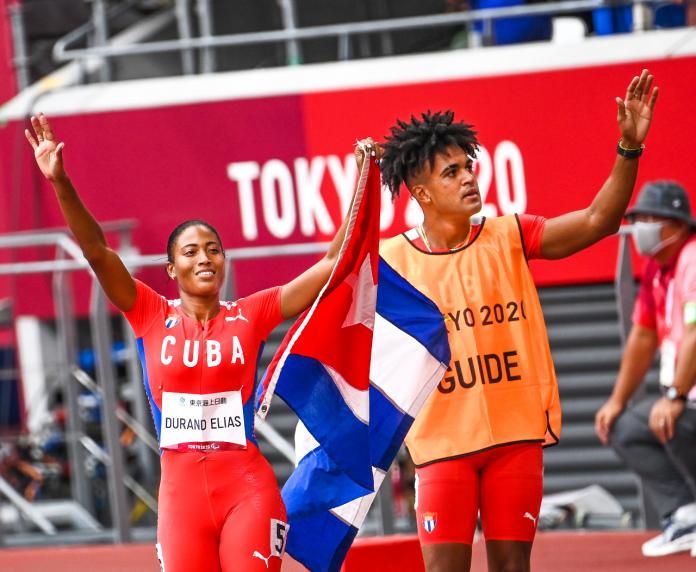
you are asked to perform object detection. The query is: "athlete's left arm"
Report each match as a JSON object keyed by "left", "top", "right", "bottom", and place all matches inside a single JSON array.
[
  {"left": 279, "top": 141, "right": 382, "bottom": 319},
  {"left": 540, "top": 69, "right": 659, "bottom": 260}
]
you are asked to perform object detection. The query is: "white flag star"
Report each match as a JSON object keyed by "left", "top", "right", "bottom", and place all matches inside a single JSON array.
[{"left": 342, "top": 254, "right": 377, "bottom": 330}]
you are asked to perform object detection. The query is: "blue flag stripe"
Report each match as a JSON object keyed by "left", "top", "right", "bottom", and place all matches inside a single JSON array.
[
  {"left": 368, "top": 383, "right": 415, "bottom": 472},
  {"left": 275, "top": 354, "right": 374, "bottom": 491},
  {"left": 283, "top": 445, "right": 373, "bottom": 518},
  {"left": 376, "top": 257, "right": 451, "bottom": 365},
  {"left": 285, "top": 510, "right": 358, "bottom": 572}
]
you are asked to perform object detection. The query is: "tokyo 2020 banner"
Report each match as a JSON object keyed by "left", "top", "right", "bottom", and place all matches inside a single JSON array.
[{"left": 0, "top": 56, "right": 695, "bottom": 315}]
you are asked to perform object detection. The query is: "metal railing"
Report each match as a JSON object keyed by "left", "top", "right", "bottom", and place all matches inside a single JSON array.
[
  {"left": 6, "top": 0, "right": 173, "bottom": 93},
  {"left": 0, "top": 241, "right": 330, "bottom": 277},
  {"left": 38, "top": 0, "right": 665, "bottom": 78},
  {"left": 614, "top": 226, "right": 636, "bottom": 344},
  {"left": 7, "top": 2, "right": 30, "bottom": 91},
  {"left": 0, "top": 225, "right": 143, "bottom": 542},
  {"left": 613, "top": 225, "right": 661, "bottom": 529},
  {"left": 0, "top": 476, "right": 56, "bottom": 536}
]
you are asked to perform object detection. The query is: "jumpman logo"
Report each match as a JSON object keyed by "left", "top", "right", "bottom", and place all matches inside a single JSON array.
[
  {"left": 225, "top": 305, "right": 248, "bottom": 323},
  {"left": 523, "top": 512, "right": 538, "bottom": 525},
  {"left": 252, "top": 551, "right": 271, "bottom": 568}
]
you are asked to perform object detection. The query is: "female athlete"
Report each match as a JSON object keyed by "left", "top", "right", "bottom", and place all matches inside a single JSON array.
[{"left": 26, "top": 113, "right": 364, "bottom": 572}]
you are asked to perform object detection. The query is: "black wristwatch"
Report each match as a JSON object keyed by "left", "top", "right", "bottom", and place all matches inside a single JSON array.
[
  {"left": 616, "top": 139, "right": 645, "bottom": 159},
  {"left": 665, "top": 386, "right": 687, "bottom": 402}
]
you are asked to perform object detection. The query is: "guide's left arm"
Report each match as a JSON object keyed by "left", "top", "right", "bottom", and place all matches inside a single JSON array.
[{"left": 539, "top": 69, "right": 659, "bottom": 260}]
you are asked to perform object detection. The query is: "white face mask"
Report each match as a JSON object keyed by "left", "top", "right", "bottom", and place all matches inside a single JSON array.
[
  {"left": 631, "top": 220, "right": 681, "bottom": 256},
  {"left": 631, "top": 221, "right": 664, "bottom": 255}
]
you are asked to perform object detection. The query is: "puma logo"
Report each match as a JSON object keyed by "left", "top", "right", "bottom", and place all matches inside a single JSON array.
[
  {"left": 225, "top": 305, "right": 248, "bottom": 322},
  {"left": 252, "top": 551, "right": 271, "bottom": 568},
  {"left": 523, "top": 512, "right": 538, "bottom": 525}
]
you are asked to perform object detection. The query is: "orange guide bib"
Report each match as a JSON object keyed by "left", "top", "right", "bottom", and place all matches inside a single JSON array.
[{"left": 380, "top": 215, "right": 561, "bottom": 466}]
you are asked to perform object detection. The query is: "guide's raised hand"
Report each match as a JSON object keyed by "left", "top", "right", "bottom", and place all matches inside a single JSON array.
[
  {"left": 617, "top": 69, "right": 658, "bottom": 149},
  {"left": 25, "top": 113, "right": 65, "bottom": 182}
]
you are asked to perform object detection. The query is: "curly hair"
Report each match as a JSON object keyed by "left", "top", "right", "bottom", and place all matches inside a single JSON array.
[{"left": 380, "top": 110, "right": 479, "bottom": 200}]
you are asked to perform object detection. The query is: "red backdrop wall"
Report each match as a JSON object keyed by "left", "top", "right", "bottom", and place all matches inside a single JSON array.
[{"left": 0, "top": 56, "right": 694, "bottom": 315}]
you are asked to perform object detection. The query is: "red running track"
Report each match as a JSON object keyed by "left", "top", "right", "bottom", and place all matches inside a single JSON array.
[{"left": 0, "top": 531, "right": 692, "bottom": 571}]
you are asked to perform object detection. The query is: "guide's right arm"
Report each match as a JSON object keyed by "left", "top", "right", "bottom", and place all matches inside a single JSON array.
[{"left": 25, "top": 113, "right": 136, "bottom": 311}]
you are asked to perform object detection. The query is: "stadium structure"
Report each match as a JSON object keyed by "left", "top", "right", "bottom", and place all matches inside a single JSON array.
[{"left": 0, "top": 1, "right": 695, "bottom": 570}]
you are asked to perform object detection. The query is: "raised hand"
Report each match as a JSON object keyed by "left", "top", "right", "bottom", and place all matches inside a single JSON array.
[
  {"left": 354, "top": 137, "right": 384, "bottom": 172},
  {"left": 616, "top": 69, "right": 659, "bottom": 149},
  {"left": 25, "top": 113, "right": 65, "bottom": 182}
]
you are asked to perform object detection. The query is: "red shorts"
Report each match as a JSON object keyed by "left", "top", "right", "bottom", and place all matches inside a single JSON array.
[
  {"left": 156, "top": 445, "right": 287, "bottom": 572},
  {"left": 415, "top": 443, "right": 543, "bottom": 545}
]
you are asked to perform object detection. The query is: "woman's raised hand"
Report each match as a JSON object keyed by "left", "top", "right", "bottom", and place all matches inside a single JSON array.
[
  {"left": 354, "top": 137, "right": 384, "bottom": 173},
  {"left": 25, "top": 113, "right": 65, "bottom": 182},
  {"left": 24, "top": 113, "right": 136, "bottom": 312}
]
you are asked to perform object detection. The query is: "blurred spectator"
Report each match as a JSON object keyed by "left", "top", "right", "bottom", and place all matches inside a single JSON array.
[
  {"left": 595, "top": 181, "right": 696, "bottom": 557},
  {"left": 593, "top": 3, "right": 633, "bottom": 35},
  {"left": 678, "top": 0, "right": 696, "bottom": 24},
  {"left": 593, "top": 1, "right": 689, "bottom": 35},
  {"left": 658, "top": 0, "right": 695, "bottom": 26},
  {"left": 445, "top": 0, "right": 471, "bottom": 48},
  {"left": 446, "top": 0, "right": 551, "bottom": 47}
]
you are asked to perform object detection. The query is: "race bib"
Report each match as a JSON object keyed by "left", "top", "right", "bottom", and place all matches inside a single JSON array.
[
  {"left": 659, "top": 339, "right": 676, "bottom": 388},
  {"left": 270, "top": 519, "right": 289, "bottom": 558},
  {"left": 160, "top": 390, "right": 246, "bottom": 449}
]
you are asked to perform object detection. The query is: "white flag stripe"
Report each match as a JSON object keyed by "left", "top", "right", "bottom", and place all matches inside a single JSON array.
[
  {"left": 323, "top": 363, "right": 370, "bottom": 424},
  {"left": 370, "top": 314, "right": 446, "bottom": 417},
  {"left": 330, "top": 467, "right": 386, "bottom": 528},
  {"left": 293, "top": 420, "right": 320, "bottom": 466},
  {"left": 405, "top": 364, "right": 448, "bottom": 419}
]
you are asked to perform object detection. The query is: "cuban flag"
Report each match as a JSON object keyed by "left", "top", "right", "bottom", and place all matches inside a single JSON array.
[
  {"left": 257, "top": 155, "right": 450, "bottom": 572},
  {"left": 422, "top": 512, "right": 438, "bottom": 534}
]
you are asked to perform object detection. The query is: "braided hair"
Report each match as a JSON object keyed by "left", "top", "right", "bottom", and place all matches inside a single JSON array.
[{"left": 380, "top": 110, "right": 479, "bottom": 200}]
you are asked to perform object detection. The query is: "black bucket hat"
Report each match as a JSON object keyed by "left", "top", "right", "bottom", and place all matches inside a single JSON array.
[{"left": 625, "top": 180, "right": 696, "bottom": 228}]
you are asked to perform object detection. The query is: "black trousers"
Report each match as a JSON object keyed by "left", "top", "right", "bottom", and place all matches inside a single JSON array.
[{"left": 610, "top": 396, "right": 696, "bottom": 521}]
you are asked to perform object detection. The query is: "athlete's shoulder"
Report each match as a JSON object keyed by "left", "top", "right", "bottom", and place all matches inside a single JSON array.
[
  {"left": 221, "top": 287, "right": 282, "bottom": 330},
  {"left": 124, "top": 280, "right": 171, "bottom": 334},
  {"left": 486, "top": 214, "right": 517, "bottom": 227},
  {"left": 478, "top": 214, "right": 521, "bottom": 238}
]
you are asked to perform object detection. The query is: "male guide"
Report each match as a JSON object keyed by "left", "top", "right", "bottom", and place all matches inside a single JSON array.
[{"left": 380, "top": 215, "right": 561, "bottom": 465}]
